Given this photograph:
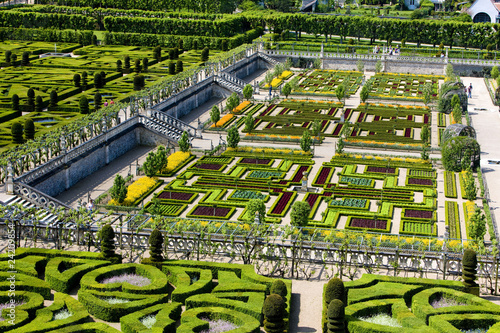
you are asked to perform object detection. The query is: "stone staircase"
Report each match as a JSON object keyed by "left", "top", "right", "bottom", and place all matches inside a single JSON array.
[
  {"left": 259, "top": 52, "right": 280, "bottom": 66},
  {"left": 214, "top": 72, "right": 246, "bottom": 95},
  {"left": 2, "top": 195, "right": 60, "bottom": 226},
  {"left": 147, "top": 111, "right": 202, "bottom": 140}
]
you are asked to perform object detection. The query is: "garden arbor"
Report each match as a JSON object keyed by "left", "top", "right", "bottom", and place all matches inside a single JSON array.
[{"left": 441, "top": 124, "right": 476, "bottom": 146}]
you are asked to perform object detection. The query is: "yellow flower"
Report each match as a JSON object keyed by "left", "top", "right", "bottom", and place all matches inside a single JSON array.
[
  {"left": 163, "top": 151, "right": 191, "bottom": 172},
  {"left": 211, "top": 113, "right": 234, "bottom": 128},
  {"left": 109, "top": 177, "right": 157, "bottom": 206},
  {"left": 233, "top": 101, "right": 251, "bottom": 114}
]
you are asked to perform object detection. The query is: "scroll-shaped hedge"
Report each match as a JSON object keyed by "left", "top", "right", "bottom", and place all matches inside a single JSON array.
[
  {"left": 11, "top": 292, "right": 89, "bottom": 333},
  {"left": 185, "top": 292, "right": 265, "bottom": 321},
  {"left": 79, "top": 263, "right": 168, "bottom": 294},
  {"left": 45, "top": 258, "right": 110, "bottom": 293},
  {"left": 0, "top": 273, "right": 51, "bottom": 299},
  {"left": 164, "top": 266, "right": 213, "bottom": 304},
  {"left": 120, "top": 302, "right": 182, "bottom": 333},
  {"left": 0, "top": 290, "right": 44, "bottom": 331},
  {"left": 411, "top": 287, "right": 500, "bottom": 324},
  {"left": 44, "top": 322, "right": 121, "bottom": 333},
  {"left": 177, "top": 306, "right": 260, "bottom": 333},
  {"left": 77, "top": 289, "right": 169, "bottom": 322}
]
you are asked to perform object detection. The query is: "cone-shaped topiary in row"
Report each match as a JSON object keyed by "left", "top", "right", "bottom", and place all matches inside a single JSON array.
[
  {"left": 263, "top": 294, "right": 286, "bottom": 333},
  {"left": 149, "top": 229, "right": 164, "bottom": 262},
  {"left": 99, "top": 224, "right": 122, "bottom": 264}
]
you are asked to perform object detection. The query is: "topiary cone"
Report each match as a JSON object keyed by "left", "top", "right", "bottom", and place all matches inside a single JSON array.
[
  {"left": 149, "top": 229, "right": 164, "bottom": 262},
  {"left": 463, "top": 249, "right": 479, "bottom": 295},
  {"left": 325, "top": 277, "right": 347, "bottom": 305},
  {"left": 263, "top": 294, "right": 285, "bottom": 333},
  {"left": 327, "top": 299, "right": 345, "bottom": 333}
]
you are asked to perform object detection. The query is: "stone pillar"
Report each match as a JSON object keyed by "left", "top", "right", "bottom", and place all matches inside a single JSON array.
[{"left": 6, "top": 162, "right": 14, "bottom": 194}]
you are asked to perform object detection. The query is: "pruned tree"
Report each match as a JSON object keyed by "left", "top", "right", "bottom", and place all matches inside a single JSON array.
[
  {"left": 110, "top": 174, "right": 127, "bottom": 204},
  {"left": 178, "top": 131, "right": 190, "bottom": 152},
  {"left": 227, "top": 125, "right": 240, "bottom": 148},
  {"left": 290, "top": 201, "right": 311, "bottom": 227}
]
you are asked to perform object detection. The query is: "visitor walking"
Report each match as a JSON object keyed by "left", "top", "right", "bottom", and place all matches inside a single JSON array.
[
  {"left": 469, "top": 83, "right": 473, "bottom": 98},
  {"left": 87, "top": 199, "right": 94, "bottom": 213}
]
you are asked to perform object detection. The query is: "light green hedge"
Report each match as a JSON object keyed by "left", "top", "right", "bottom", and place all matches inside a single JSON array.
[{"left": 120, "top": 302, "right": 182, "bottom": 333}]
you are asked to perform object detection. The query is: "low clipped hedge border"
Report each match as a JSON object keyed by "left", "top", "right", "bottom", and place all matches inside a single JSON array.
[
  {"left": 178, "top": 306, "right": 260, "bottom": 333},
  {"left": 0, "top": 273, "right": 51, "bottom": 300},
  {"left": 120, "top": 302, "right": 182, "bottom": 333},
  {"left": 77, "top": 289, "right": 169, "bottom": 322},
  {"left": 13, "top": 292, "right": 89, "bottom": 333},
  {"left": 164, "top": 266, "right": 213, "bottom": 304},
  {"left": 45, "top": 258, "right": 110, "bottom": 293},
  {"left": 79, "top": 263, "right": 169, "bottom": 294}
]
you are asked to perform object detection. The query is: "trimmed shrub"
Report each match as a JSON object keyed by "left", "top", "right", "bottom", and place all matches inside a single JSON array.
[
  {"left": 12, "top": 93, "right": 20, "bottom": 113},
  {"left": 325, "top": 278, "right": 347, "bottom": 307},
  {"left": 21, "top": 51, "right": 30, "bottom": 66},
  {"left": 327, "top": 299, "right": 345, "bottom": 333},
  {"left": 27, "top": 88, "right": 35, "bottom": 111},
  {"left": 134, "top": 58, "right": 141, "bottom": 73},
  {"left": 270, "top": 280, "right": 288, "bottom": 299},
  {"left": 201, "top": 47, "right": 209, "bottom": 62},
  {"left": 263, "top": 294, "right": 285, "bottom": 333},
  {"left": 24, "top": 118, "right": 35, "bottom": 141},
  {"left": 133, "top": 75, "right": 145, "bottom": 91},
  {"left": 168, "top": 61, "right": 175, "bottom": 75},
  {"left": 94, "top": 72, "right": 104, "bottom": 89},
  {"left": 148, "top": 229, "right": 164, "bottom": 262},
  {"left": 142, "top": 57, "right": 148, "bottom": 72},
  {"left": 49, "top": 90, "right": 58, "bottom": 107},
  {"left": 99, "top": 224, "right": 118, "bottom": 262},
  {"left": 124, "top": 55, "right": 131, "bottom": 72},
  {"left": 116, "top": 59, "right": 122, "bottom": 73},
  {"left": 11, "top": 122, "right": 23, "bottom": 144},
  {"left": 94, "top": 92, "right": 102, "bottom": 110},
  {"left": 463, "top": 249, "right": 478, "bottom": 294},
  {"left": 12, "top": 292, "right": 89, "bottom": 333},
  {"left": 79, "top": 96, "right": 89, "bottom": 114},
  {"left": 35, "top": 96, "right": 43, "bottom": 112},
  {"left": 73, "top": 73, "right": 81, "bottom": 87},
  {"left": 176, "top": 60, "right": 183, "bottom": 73}
]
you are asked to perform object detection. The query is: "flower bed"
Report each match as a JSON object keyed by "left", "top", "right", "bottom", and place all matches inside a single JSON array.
[
  {"left": 404, "top": 209, "right": 433, "bottom": 219},
  {"left": 159, "top": 152, "right": 195, "bottom": 177},
  {"left": 339, "top": 176, "right": 374, "bottom": 187},
  {"left": 347, "top": 217, "right": 388, "bottom": 231},
  {"left": 329, "top": 198, "right": 368, "bottom": 209},
  {"left": 211, "top": 113, "right": 235, "bottom": 128},
  {"left": 366, "top": 73, "right": 441, "bottom": 101},
  {"left": 407, "top": 178, "right": 433, "bottom": 186},
  {"left": 401, "top": 221, "right": 436, "bottom": 236},
  {"left": 109, "top": 177, "right": 163, "bottom": 207},
  {"left": 187, "top": 205, "right": 235, "bottom": 219},
  {"left": 238, "top": 158, "right": 273, "bottom": 165},
  {"left": 444, "top": 171, "right": 457, "bottom": 198},
  {"left": 366, "top": 166, "right": 396, "bottom": 174},
  {"left": 409, "top": 169, "right": 436, "bottom": 178},
  {"left": 232, "top": 101, "right": 251, "bottom": 114},
  {"left": 268, "top": 192, "right": 296, "bottom": 216},
  {"left": 192, "top": 163, "right": 226, "bottom": 171},
  {"left": 145, "top": 203, "right": 187, "bottom": 216},
  {"left": 157, "top": 191, "right": 197, "bottom": 202},
  {"left": 247, "top": 170, "right": 284, "bottom": 179},
  {"left": 445, "top": 201, "right": 461, "bottom": 239},
  {"left": 313, "top": 166, "right": 332, "bottom": 186},
  {"left": 280, "top": 70, "right": 293, "bottom": 80},
  {"left": 228, "top": 189, "right": 266, "bottom": 201}
]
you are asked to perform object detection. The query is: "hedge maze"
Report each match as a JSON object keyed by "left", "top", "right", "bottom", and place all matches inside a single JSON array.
[
  {"left": 0, "top": 248, "right": 291, "bottom": 333},
  {"left": 323, "top": 274, "right": 500, "bottom": 333}
]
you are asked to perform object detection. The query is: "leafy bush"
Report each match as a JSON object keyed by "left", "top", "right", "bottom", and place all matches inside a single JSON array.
[{"left": 263, "top": 294, "right": 285, "bottom": 333}]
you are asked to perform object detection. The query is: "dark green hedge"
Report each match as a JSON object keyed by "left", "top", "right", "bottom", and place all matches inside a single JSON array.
[
  {"left": 0, "top": 273, "right": 51, "bottom": 299},
  {"left": 164, "top": 266, "right": 213, "bottom": 304},
  {"left": 178, "top": 306, "right": 260, "bottom": 333},
  {"left": 11, "top": 292, "right": 89, "bottom": 333},
  {"left": 120, "top": 302, "right": 182, "bottom": 333},
  {"left": 79, "top": 263, "right": 168, "bottom": 295},
  {"left": 44, "top": 257, "right": 109, "bottom": 293},
  {"left": 77, "top": 289, "right": 169, "bottom": 322}
]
